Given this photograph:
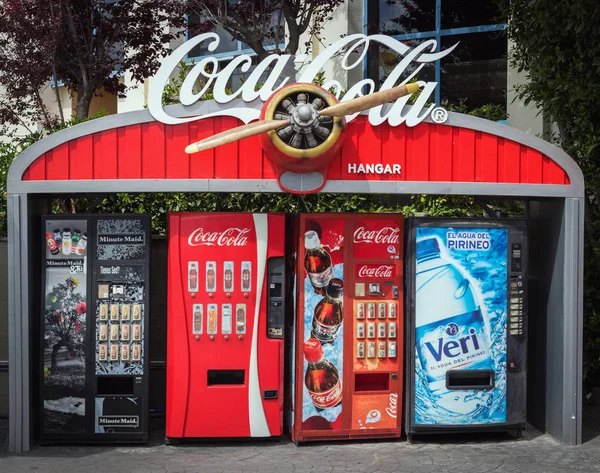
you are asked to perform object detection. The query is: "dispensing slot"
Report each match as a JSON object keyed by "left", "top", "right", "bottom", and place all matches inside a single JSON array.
[
  {"left": 207, "top": 370, "right": 245, "bottom": 386},
  {"left": 355, "top": 373, "right": 389, "bottom": 392},
  {"left": 446, "top": 369, "right": 494, "bottom": 390},
  {"left": 97, "top": 376, "right": 135, "bottom": 395}
]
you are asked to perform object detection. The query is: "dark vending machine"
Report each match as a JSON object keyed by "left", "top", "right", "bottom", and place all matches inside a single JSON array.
[
  {"left": 40, "top": 215, "right": 151, "bottom": 443},
  {"left": 405, "top": 218, "right": 527, "bottom": 438}
]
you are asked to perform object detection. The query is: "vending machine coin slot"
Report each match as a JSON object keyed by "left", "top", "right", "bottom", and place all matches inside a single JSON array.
[{"left": 267, "top": 257, "right": 285, "bottom": 339}]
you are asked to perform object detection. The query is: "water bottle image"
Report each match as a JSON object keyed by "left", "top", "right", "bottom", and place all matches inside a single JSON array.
[{"left": 415, "top": 237, "right": 494, "bottom": 415}]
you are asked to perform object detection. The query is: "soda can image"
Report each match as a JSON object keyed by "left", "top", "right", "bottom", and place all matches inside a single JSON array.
[
  {"left": 121, "top": 324, "right": 130, "bottom": 341},
  {"left": 388, "top": 322, "right": 397, "bottom": 339},
  {"left": 98, "top": 323, "right": 108, "bottom": 341},
  {"left": 132, "top": 324, "right": 141, "bottom": 341},
  {"left": 188, "top": 261, "right": 199, "bottom": 292},
  {"left": 356, "top": 322, "right": 365, "bottom": 339},
  {"left": 388, "top": 341, "right": 397, "bottom": 358},
  {"left": 121, "top": 344, "right": 130, "bottom": 361},
  {"left": 192, "top": 304, "right": 203, "bottom": 335},
  {"left": 121, "top": 304, "right": 131, "bottom": 321},
  {"left": 367, "top": 342, "right": 376, "bottom": 358},
  {"left": 131, "top": 343, "right": 141, "bottom": 361},
  {"left": 224, "top": 261, "right": 234, "bottom": 292},
  {"left": 110, "top": 344, "right": 119, "bottom": 361},
  {"left": 378, "top": 302, "right": 386, "bottom": 319},
  {"left": 356, "top": 342, "right": 365, "bottom": 359},
  {"left": 388, "top": 302, "right": 397, "bottom": 319},
  {"left": 110, "top": 324, "right": 119, "bottom": 341},
  {"left": 110, "top": 304, "right": 119, "bottom": 321},
  {"left": 132, "top": 304, "right": 142, "bottom": 321},
  {"left": 99, "top": 304, "right": 108, "bottom": 321},
  {"left": 207, "top": 304, "right": 218, "bottom": 334},
  {"left": 378, "top": 342, "right": 387, "bottom": 358},
  {"left": 356, "top": 303, "right": 365, "bottom": 319},
  {"left": 367, "top": 322, "right": 376, "bottom": 339},
  {"left": 206, "top": 261, "right": 217, "bottom": 292},
  {"left": 241, "top": 261, "right": 251, "bottom": 292},
  {"left": 367, "top": 303, "right": 376, "bottom": 319},
  {"left": 378, "top": 322, "right": 387, "bottom": 338},
  {"left": 98, "top": 344, "right": 107, "bottom": 361}
]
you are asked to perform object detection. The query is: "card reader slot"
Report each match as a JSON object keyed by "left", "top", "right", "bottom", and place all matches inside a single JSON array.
[{"left": 446, "top": 369, "right": 494, "bottom": 390}]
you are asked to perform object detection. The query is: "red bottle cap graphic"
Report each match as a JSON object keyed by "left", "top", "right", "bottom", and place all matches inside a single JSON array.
[{"left": 304, "top": 338, "right": 324, "bottom": 362}]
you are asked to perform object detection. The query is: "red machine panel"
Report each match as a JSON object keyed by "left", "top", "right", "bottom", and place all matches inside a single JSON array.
[
  {"left": 289, "top": 214, "right": 404, "bottom": 442},
  {"left": 166, "top": 213, "right": 285, "bottom": 439}
]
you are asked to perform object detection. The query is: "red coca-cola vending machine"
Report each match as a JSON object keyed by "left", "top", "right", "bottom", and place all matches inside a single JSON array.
[
  {"left": 287, "top": 214, "right": 404, "bottom": 442},
  {"left": 166, "top": 213, "right": 287, "bottom": 441}
]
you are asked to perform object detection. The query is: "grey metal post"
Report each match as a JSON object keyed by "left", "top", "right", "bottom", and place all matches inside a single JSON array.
[
  {"left": 562, "top": 197, "right": 584, "bottom": 444},
  {"left": 7, "top": 193, "right": 30, "bottom": 452}
]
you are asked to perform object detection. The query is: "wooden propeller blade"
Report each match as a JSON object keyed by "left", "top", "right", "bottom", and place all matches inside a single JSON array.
[
  {"left": 185, "top": 119, "right": 289, "bottom": 154},
  {"left": 319, "top": 82, "right": 422, "bottom": 117}
]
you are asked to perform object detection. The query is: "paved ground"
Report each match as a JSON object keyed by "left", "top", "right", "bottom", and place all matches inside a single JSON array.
[{"left": 2, "top": 407, "right": 600, "bottom": 473}]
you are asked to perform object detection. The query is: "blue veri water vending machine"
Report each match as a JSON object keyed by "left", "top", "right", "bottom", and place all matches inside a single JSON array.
[{"left": 405, "top": 218, "right": 527, "bottom": 438}]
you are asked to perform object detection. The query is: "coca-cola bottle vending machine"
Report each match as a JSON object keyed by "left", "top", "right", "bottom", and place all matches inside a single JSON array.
[
  {"left": 287, "top": 214, "right": 404, "bottom": 442},
  {"left": 166, "top": 213, "right": 287, "bottom": 441}
]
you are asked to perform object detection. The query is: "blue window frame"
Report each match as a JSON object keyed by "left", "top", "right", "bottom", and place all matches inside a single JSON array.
[{"left": 365, "top": 0, "right": 507, "bottom": 108}]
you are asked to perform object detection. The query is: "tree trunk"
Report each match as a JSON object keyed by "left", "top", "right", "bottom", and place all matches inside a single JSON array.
[
  {"left": 50, "top": 343, "right": 63, "bottom": 375},
  {"left": 75, "top": 87, "right": 94, "bottom": 119}
]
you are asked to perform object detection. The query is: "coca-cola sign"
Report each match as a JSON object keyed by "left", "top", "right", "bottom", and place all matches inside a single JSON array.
[
  {"left": 353, "top": 220, "right": 402, "bottom": 260},
  {"left": 188, "top": 227, "right": 250, "bottom": 247},
  {"left": 386, "top": 393, "right": 398, "bottom": 419},
  {"left": 353, "top": 226, "right": 400, "bottom": 245},
  {"left": 355, "top": 264, "right": 396, "bottom": 279},
  {"left": 148, "top": 33, "right": 456, "bottom": 127}
]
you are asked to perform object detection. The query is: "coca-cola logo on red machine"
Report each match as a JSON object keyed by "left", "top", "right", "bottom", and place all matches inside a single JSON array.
[
  {"left": 355, "top": 264, "right": 396, "bottom": 279},
  {"left": 188, "top": 228, "right": 250, "bottom": 247},
  {"left": 353, "top": 226, "right": 400, "bottom": 245}
]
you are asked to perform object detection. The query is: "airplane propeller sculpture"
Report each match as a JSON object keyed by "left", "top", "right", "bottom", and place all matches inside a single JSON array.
[{"left": 185, "top": 81, "right": 422, "bottom": 193}]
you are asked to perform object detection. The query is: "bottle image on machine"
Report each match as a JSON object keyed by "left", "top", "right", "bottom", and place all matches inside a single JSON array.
[
  {"left": 45, "top": 232, "right": 60, "bottom": 256},
  {"left": 304, "top": 338, "right": 342, "bottom": 411},
  {"left": 311, "top": 278, "right": 343, "bottom": 344},
  {"left": 241, "top": 262, "right": 251, "bottom": 292},
  {"left": 61, "top": 228, "right": 72, "bottom": 255},
  {"left": 304, "top": 231, "right": 333, "bottom": 295},
  {"left": 75, "top": 232, "right": 87, "bottom": 256},
  {"left": 224, "top": 261, "right": 234, "bottom": 292},
  {"left": 415, "top": 237, "right": 494, "bottom": 413},
  {"left": 53, "top": 229, "right": 62, "bottom": 251},
  {"left": 206, "top": 262, "right": 216, "bottom": 292},
  {"left": 188, "top": 262, "right": 198, "bottom": 292},
  {"left": 71, "top": 230, "right": 81, "bottom": 254}
]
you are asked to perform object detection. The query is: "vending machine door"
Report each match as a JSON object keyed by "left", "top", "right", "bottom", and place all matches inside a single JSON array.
[
  {"left": 291, "top": 214, "right": 404, "bottom": 442},
  {"left": 405, "top": 218, "right": 527, "bottom": 436},
  {"left": 166, "top": 213, "right": 285, "bottom": 439}
]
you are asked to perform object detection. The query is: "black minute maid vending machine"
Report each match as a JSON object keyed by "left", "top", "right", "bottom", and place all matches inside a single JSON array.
[
  {"left": 405, "top": 218, "right": 527, "bottom": 438},
  {"left": 40, "top": 214, "right": 150, "bottom": 443}
]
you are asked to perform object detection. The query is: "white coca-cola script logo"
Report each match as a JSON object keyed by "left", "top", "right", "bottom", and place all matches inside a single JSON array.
[
  {"left": 188, "top": 227, "right": 250, "bottom": 247},
  {"left": 386, "top": 393, "right": 398, "bottom": 419},
  {"left": 149, "top": 33, "right": 458, "bottom": 127},
  {"left": 310, "top": 381, "right": 342, "bottom": 407},
  {"left": 357, "top": 265, "right": 394, "bottom": 278},
  {"left": 354, "top": 226, "right": 400, "bottom": 245}
]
